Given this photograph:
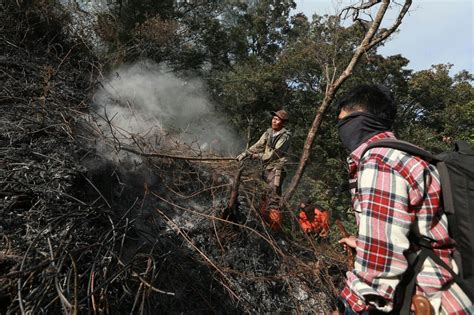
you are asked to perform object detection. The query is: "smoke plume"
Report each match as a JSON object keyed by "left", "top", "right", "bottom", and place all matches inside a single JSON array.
[{"left": 92, "top": 60, "right": 242, "bottom": 157}]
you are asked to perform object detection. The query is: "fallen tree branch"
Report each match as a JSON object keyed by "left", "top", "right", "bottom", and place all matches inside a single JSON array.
[{"left": 120, "top": 146, "right": 237, "bottom": 161}]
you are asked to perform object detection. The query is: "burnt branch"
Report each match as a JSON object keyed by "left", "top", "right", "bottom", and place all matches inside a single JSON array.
[{"left": 120, "top": 146, "right": 237, "bottom": 161}]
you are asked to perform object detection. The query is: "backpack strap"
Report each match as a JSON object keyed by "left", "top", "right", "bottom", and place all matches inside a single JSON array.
[
  {"left": 361, "top": 139, "right": 438, "bottom": 163},
  {"left": 399, "top": 247, "right": 428, "bottom": 314},
  {"left": 266, "top": 128, "right": 272, "bottom": 147}
]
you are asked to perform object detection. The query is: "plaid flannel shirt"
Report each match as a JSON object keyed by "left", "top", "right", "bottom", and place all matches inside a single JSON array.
[{"left": 341, "top": 132, "right": 473, "bottom": 314}]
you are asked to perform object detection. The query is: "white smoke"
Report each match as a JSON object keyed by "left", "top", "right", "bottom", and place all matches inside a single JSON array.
[{"left": 92, "top": 60, "right": 242, "bottom": 157}]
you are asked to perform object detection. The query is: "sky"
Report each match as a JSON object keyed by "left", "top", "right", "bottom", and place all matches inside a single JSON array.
[{"left": 292, "top": 0, "right": 473, "bottom": 75}]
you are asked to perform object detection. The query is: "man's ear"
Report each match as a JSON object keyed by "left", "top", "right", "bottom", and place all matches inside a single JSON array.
[{"left": 339, "top": 107, "right": 365, "bottom": 120}]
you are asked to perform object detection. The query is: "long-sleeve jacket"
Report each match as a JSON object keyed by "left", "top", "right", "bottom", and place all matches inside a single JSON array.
[
  {"left": 341, "top": 131, "right": 472, "bottom": 314},
  {"left": 246, "top": 127, "right": 291, "bottom": 170}
]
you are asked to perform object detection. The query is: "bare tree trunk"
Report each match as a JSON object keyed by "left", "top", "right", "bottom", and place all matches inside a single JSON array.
[{"left": 283, "top": 0, "right": 412, "bottom": 202}]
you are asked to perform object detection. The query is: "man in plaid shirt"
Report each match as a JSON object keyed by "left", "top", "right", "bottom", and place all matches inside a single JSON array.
[{"left": 335, "top": 85, "right": 472, "bottom": 314}]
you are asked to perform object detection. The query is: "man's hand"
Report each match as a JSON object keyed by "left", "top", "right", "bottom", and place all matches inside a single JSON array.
[
  {"left": 250, "top": 153, "right": 260, "bottom": 160},
  {"left": 338, "top": 235, "right": 357, "bottom": 251}
]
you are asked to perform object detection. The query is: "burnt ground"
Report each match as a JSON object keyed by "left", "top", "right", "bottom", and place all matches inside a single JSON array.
[{"left": 0, "top": 6, "right": 349, "bottom": 314}]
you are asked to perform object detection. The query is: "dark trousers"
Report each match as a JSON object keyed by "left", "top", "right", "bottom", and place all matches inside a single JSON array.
[{"left": 263, "top": 168, "right": 286, "bottom": 196}]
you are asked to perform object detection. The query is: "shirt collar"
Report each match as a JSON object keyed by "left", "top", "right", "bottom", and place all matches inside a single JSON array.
[{"left": 271, "top": 128, "right": 286, "bottom": 137}]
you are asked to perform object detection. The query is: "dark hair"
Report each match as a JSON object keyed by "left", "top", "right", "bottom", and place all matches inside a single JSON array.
[{"left": 337, "top": 84, "right": 396, "bottom": 123}]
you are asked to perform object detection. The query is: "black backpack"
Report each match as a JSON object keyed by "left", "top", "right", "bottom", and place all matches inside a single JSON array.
[{"left": 361, "top": 139, "right": 474, "bottom": 311}]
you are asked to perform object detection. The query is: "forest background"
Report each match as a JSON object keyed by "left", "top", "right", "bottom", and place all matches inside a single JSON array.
[{"left": 78, "top": 0, "right": 473, "bottom": 214}]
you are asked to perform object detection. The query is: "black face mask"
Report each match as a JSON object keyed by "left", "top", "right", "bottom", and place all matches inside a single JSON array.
[{"left": 337, "top": 112, "right": 392, "bottom": 153}]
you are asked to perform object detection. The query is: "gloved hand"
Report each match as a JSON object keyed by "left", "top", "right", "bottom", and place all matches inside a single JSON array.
[{"left": 236, "top": 152, "right": 247, "bottom": 162}]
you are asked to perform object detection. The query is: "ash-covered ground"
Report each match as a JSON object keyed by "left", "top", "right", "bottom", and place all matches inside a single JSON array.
[{"left": 1, "top": 6, "right": 348, "bottom": 314}]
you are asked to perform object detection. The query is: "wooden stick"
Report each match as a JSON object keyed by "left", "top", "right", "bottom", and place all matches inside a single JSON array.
[
  {"left": 120, "top": 146, "right": 236, "bottom": 161},
  {"left": 221, "top": 166, "right": 244, "bottom": 221}
]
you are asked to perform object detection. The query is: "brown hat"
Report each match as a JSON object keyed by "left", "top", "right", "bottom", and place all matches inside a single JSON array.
[{"left": 271, "top": 109, "right": 289, "bottom": 121}]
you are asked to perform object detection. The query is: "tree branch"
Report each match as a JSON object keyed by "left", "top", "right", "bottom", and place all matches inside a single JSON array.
[
  {"left": 366, "top": 0, "right": 412, "bottom": 50},
  {"left": 340, "top": 0, "right": 382, "bottom": 23},
  {"left": 283, "top": 0, "right": 412, "bottom": 202},
  {"left": 120, "top": 146, "right": 237, "bottom": 161}
]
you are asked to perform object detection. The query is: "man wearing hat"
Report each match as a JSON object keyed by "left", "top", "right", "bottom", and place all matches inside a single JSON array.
[{"left": 236, "top": 109, "right": 291, "bottom": 195}]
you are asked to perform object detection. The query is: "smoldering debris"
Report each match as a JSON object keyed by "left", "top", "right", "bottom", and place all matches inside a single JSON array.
[{"left": 1, "top": 31, "right": 348, "bottom": 315}]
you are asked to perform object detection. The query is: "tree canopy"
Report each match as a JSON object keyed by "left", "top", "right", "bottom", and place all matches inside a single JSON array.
[{"left": 91, "top": 0, "right": 473, "bottom": 214}]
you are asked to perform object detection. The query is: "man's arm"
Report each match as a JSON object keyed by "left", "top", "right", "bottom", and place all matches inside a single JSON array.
[
  {"left": 247, "top": 131, "right": 268, "bottom": 155},
  {"left": 341, "top": 156, "right": 413, "bottom": 313},
  {"left": 236, "top": 131, "right": 267, "bottom": 161}
]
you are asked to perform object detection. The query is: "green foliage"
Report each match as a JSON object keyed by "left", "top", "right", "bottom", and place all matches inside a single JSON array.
[{"left": 396, "top": 64, "right": 474, "bottom": 151}]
